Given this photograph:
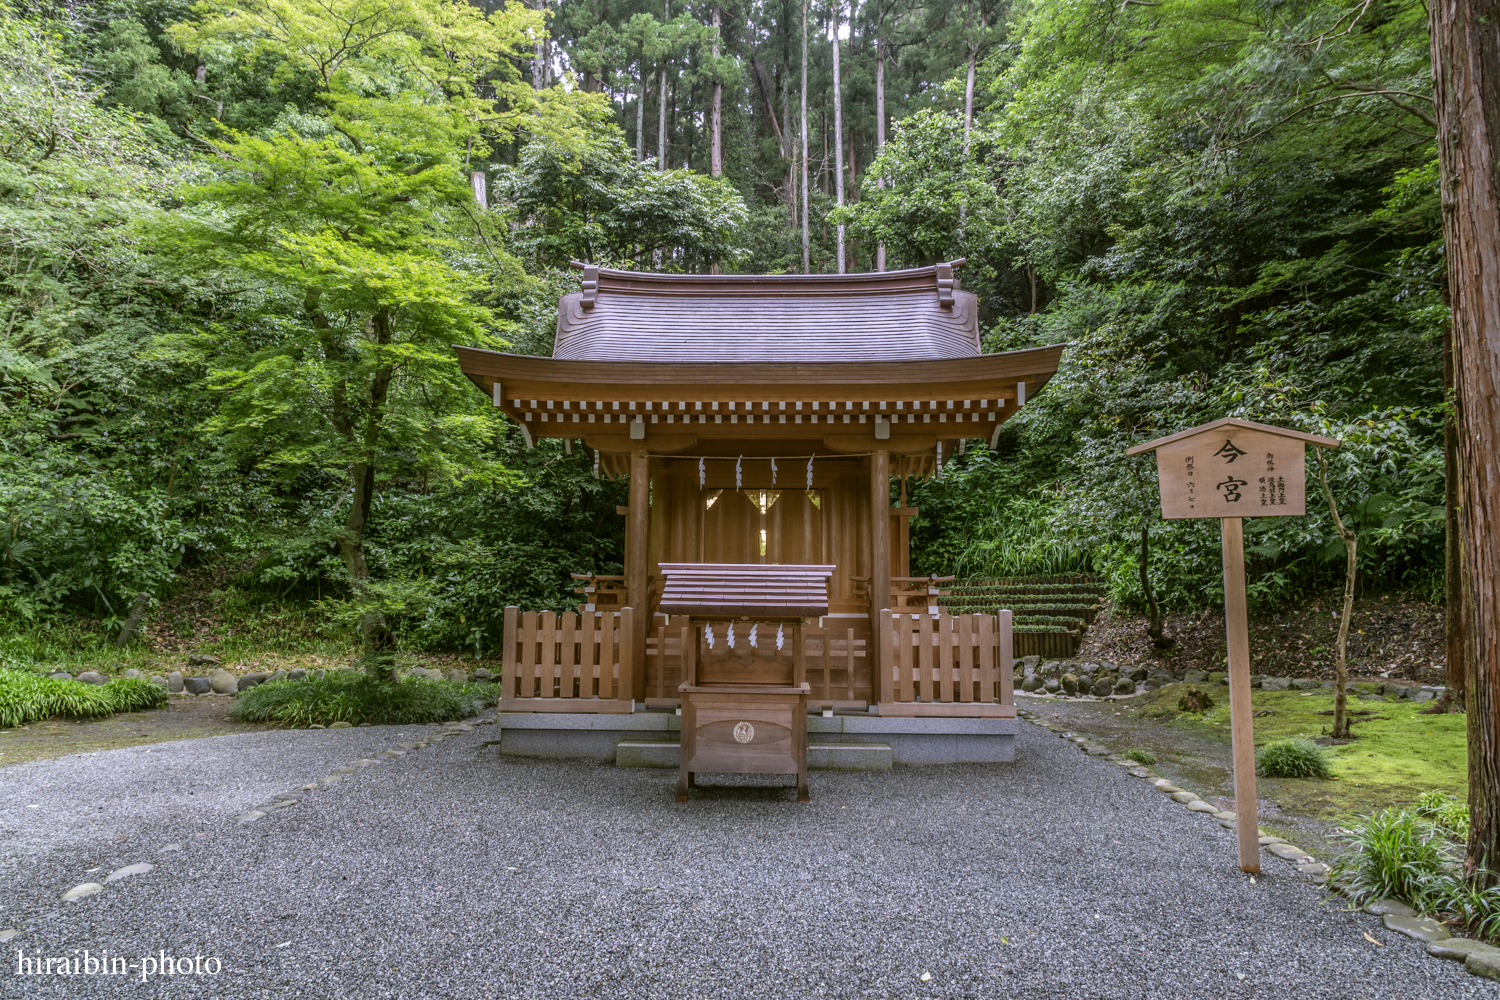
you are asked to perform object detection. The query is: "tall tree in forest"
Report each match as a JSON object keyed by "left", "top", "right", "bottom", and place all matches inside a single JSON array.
[
  {"left": 710, "top": 4, "right": 723, "bottom": 177},
  {"left": 166, "top": 0, "right": 543, "bottom": 671},
  {"left": 832, "top": 0, "right": 846, "bottom": 272},
  {"left": 801, "top": 0, "right": 810, "bottom": 273},
  {"left": 1429, "top": 0, "right": 1500, "bottom": 883},
  {"left": 874, "top": 0, "right": 887, "bottom": 270}
]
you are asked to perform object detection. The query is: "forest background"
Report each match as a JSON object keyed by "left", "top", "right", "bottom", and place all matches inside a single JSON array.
[{"left": 0, "top": 0, "right": 1449, "bottom": 665}]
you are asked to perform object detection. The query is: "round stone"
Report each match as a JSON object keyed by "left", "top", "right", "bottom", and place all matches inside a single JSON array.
[
  {"left": 105, "top": 863, "right": 154, "bottom": 883},
  {"left": 329, "top": 721, "right": 353, "bottom": 729},
  {"left": 1427, "top": 938, "right": 1500, "bottom": 962},
  {"left": 1384, "top": 914, "right": 1451, "bottom": 942},
  {"left": 61, "top": 883, "right": 104, "bottom": 902},
  {"left": 1169, "top": 791, "right": 1200, "bottom": 804},
  {"left": 76, "top": 670, "right": 106, "bottom": 685},
  {"left": 1186, "top": 800, "right": 1217, "bottom": 813},
  {"left": 1364, "top": 899, "right": 1417, "bottom": 917},
  {"left": 159, "top": 843, "right": 183, "bottom": 853},
  {"left": 1153, "top": 779, "right": 1181, "bottom": 793},
  {"left": 209, "top": 668, "right": 238, "bottom": 694},
  {"left": 0, "top": 929, "right": 17, "bottom": 943}
]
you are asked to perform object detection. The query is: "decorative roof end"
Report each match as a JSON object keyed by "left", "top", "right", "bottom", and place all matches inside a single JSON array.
[
  {"left": 581, "top": 264, "right": 600, "bottom": 309},
  {"left": 935, "top": 262, "right": 955, "bottom": 309}
]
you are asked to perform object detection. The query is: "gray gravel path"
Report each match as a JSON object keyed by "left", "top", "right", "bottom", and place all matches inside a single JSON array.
[{"left": 0, "top": 717, "right": 1488, "bottom": 999}]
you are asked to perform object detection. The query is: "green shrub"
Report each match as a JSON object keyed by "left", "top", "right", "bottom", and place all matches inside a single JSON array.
[
  {"left": 1329, "top": 808, "right": 1500, "bottom": 942},
  {"left": 230, "top": 672, "right": 497, "bottom": 727},
  {"left": 1414, "top": 790, "right": 1470, "bottom": 840},
  {"left": 1255, "top": 738, "right": 1333, "bottom": 779},
  {"left": 1124, "top": 748, "right": 1157, "bottom": 765},
  {"left": 0, "top": 671, "right": 167, "bottom": 728},
  {"left": 1328, "top": 809, "right": 1456, "bottom": 910}
]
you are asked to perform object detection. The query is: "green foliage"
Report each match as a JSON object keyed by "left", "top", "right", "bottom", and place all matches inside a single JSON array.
[
  {"left": 229, "top": 671, "right": 494, "bottom": 726},
  {"left": 499, "top": 123, "right": 749, "bottom": 272},
  {"left": 0, "top": 670, "right": 167, "bottom": 727},
  {"left": 1123, "top": 748, "right": 1156, "bottom": 765},
  {"left": 1329, "top": 809, "right": 1457, "bottom": 910},
  {"left": 1414, "top": 790, "right": 1471, "bottom": 841},
  {"left": 1329, "top": 807, "right": 1500, "bottom": 941},
  {"left": 1255, "top": 738, "right": 1334, "bottom": 779}
]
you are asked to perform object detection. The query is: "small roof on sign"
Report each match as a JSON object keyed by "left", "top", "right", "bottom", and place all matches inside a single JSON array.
[{"left": 1124, "top": 417, "right": 1341, "bottom": 457}]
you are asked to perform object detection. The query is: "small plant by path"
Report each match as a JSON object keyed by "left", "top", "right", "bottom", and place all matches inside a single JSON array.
[
  {"left": 1257, "top": 738, "right": 1335, "bottom": 779},
  {"left": 1124, "top": 748, "right": 1157, "bottom": 765}
]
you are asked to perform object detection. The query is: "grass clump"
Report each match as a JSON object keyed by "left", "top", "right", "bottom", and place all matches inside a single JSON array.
[
  {"left": 1414, "top": 790, "right": 1470, "bottom": 840},
  {"left": 1255, "top": 738, "right": 1333, "bottom": 779},
  {"left": 1327, "top": 806, "right": 1500, "bottom": 941},
  {"left": 0, "top": 670, "right": 168, "bottom": 728},
  {"left": 1329, "top": 809, "right": 1455, "bottom": 908},
  {"left": 1124, "top": 748, "right": 1158, "bottom": 765},
  {"left": 231, "top": 672, "right": 497, "bottom": 727}
]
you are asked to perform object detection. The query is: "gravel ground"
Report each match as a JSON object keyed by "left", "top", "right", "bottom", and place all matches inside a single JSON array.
[{"left": 0, "top": 718, "right": 1487, "bottom": 999}]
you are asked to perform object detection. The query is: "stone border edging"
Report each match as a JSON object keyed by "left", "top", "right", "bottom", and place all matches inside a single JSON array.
[{"left": 1014, "top": 707, "right": 1499, "bottom": 984}]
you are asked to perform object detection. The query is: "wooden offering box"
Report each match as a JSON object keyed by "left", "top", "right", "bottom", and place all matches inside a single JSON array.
[{"left": 663, "top": 563, "right": 835, "bottom": 802}]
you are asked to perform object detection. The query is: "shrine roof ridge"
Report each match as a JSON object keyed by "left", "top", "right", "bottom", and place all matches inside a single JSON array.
[{"left": 554, "top": 261, "right": 979, "bottom": 363}]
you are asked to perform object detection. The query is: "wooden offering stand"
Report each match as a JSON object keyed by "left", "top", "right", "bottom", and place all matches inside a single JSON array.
[{"left": 660, "top": 563, "right": 836, "bottom": 803}]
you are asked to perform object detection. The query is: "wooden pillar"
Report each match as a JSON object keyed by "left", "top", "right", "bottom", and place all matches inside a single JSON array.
[
  {"left": 870, "top": 449, "right": 891, "bottom": 705},
  {"left": 1221, "top": 516, "right": 1261, "bottom": 873},
  {"left": 627, "top": 449, "right": 651, "bottom": 703}
]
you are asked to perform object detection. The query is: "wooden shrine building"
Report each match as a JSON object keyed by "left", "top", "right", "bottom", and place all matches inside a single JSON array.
[{"left": 454, "top": 261, "right": 1063, "bottom": 774}]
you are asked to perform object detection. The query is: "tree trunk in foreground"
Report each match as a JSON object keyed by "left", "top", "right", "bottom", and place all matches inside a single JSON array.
[
  {"left": 1316, "top": 448, "right": 1356, "bottom": 740},
  {"left": 1138, "top": 524, "right": 1168, "bottom": 649},
  {"left": 1430, "top": 0, "right": 1500, "bottom": 883},
  {"left": 1432, "top": 321, "right": 1471, "bottom": 714}
]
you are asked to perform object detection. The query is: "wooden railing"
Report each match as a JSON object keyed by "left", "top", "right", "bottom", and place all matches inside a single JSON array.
[
  {"left": 500, "top": 607, "right": 636, "bottom": 713},
  {"left": 569, "top": 573, "right": 630, "bottom": 612},
  {"left": 850, "top": 574, "right": 956, "bottom": 613},
  {"left": 877, "top": 610, "right": 1014, "bottom": 717}
]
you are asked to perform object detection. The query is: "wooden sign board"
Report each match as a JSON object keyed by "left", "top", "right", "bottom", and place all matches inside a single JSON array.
[
  {"left": 1126, "top": 417, "right": 1339, "bottom": 875},
  {"left": 1155, "top": 429, "right": 1306, "bottom": 519}
]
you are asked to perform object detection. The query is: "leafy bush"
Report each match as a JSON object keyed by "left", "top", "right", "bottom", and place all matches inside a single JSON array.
[
  {"left": 1124, "top": 748, "right": 1157, "bottom": 765},
  {"left": 1255, "top": 738, "right": 1334, "bottom": 779},
  {"left": 0, "top": 671, "right": 167, "bottom": 728},
  {"left": 1329, "top": 808, "right": 1500, "bottom": 942},
  {"left": 230, "top": 672, "right": 496, "bottom": 727},
  {"left": 1328, "top": 810, "right": 1455, "bottom": 910},
  {"left": 1414, "top": 790, "right": 1470, "bottom": 840}
]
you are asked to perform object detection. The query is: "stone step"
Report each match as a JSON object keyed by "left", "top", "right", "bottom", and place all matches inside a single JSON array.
[{"left": 615, "top": 741, "right": 892, "bottom": 771}]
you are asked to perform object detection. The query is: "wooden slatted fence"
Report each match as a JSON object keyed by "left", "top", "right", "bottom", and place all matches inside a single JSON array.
[
  {"left": 500, "top": 606, "right": 636, "bottom": 713},
  {"left": 877, "top": 610, "right": 1014, "bottom": 717}
]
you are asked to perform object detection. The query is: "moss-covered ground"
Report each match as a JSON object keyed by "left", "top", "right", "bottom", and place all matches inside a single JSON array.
[{"left": 1023, "top": 681, "right": 1467, "bottom": 855}]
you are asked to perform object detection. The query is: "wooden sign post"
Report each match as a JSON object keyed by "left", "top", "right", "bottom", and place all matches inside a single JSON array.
[{"left": 1127, "top": 418, "right": 1340, "bottom": 872}]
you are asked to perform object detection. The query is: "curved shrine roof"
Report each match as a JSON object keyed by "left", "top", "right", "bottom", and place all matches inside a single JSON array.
[{"left": 553, "top": 261, "right": 979, "bottom": 363}]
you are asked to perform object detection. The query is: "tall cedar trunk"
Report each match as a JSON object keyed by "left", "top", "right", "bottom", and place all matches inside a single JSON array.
[
  {"left": 785, "top": 74, "right": 795, "bottom": 225},
  {"left": 534, "top": 0, "right": 547, "bottom": 88},
  {"left": 1139, "top": 525, "right": 1165, "bottom": 647},
  {"left": 875, "top": 12, "right": 886, "bottom": 271},
  {"left": 1446, "top": 320, "right": 1471, "bottom": 711},
  {"left": 801, "top": 0, "right": 810, "bottom": 274},
  {"left": 711, "top": 6, "right": 723, "bottom": 178},
  {"left": 658, "top": 0, "right": 669, "bottom": 171},
  {"left": 1430, "top": 0, "right": 1500, "bottom": 883},
  {"left": 1316, "top": 448, "right": 1357, "bottom": 739},
  {"left": 832, "top": 0, "right": 845, "bottom": 273},
  {"left": 636, "top": 62, "right": 645, "bottom": 160}
]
